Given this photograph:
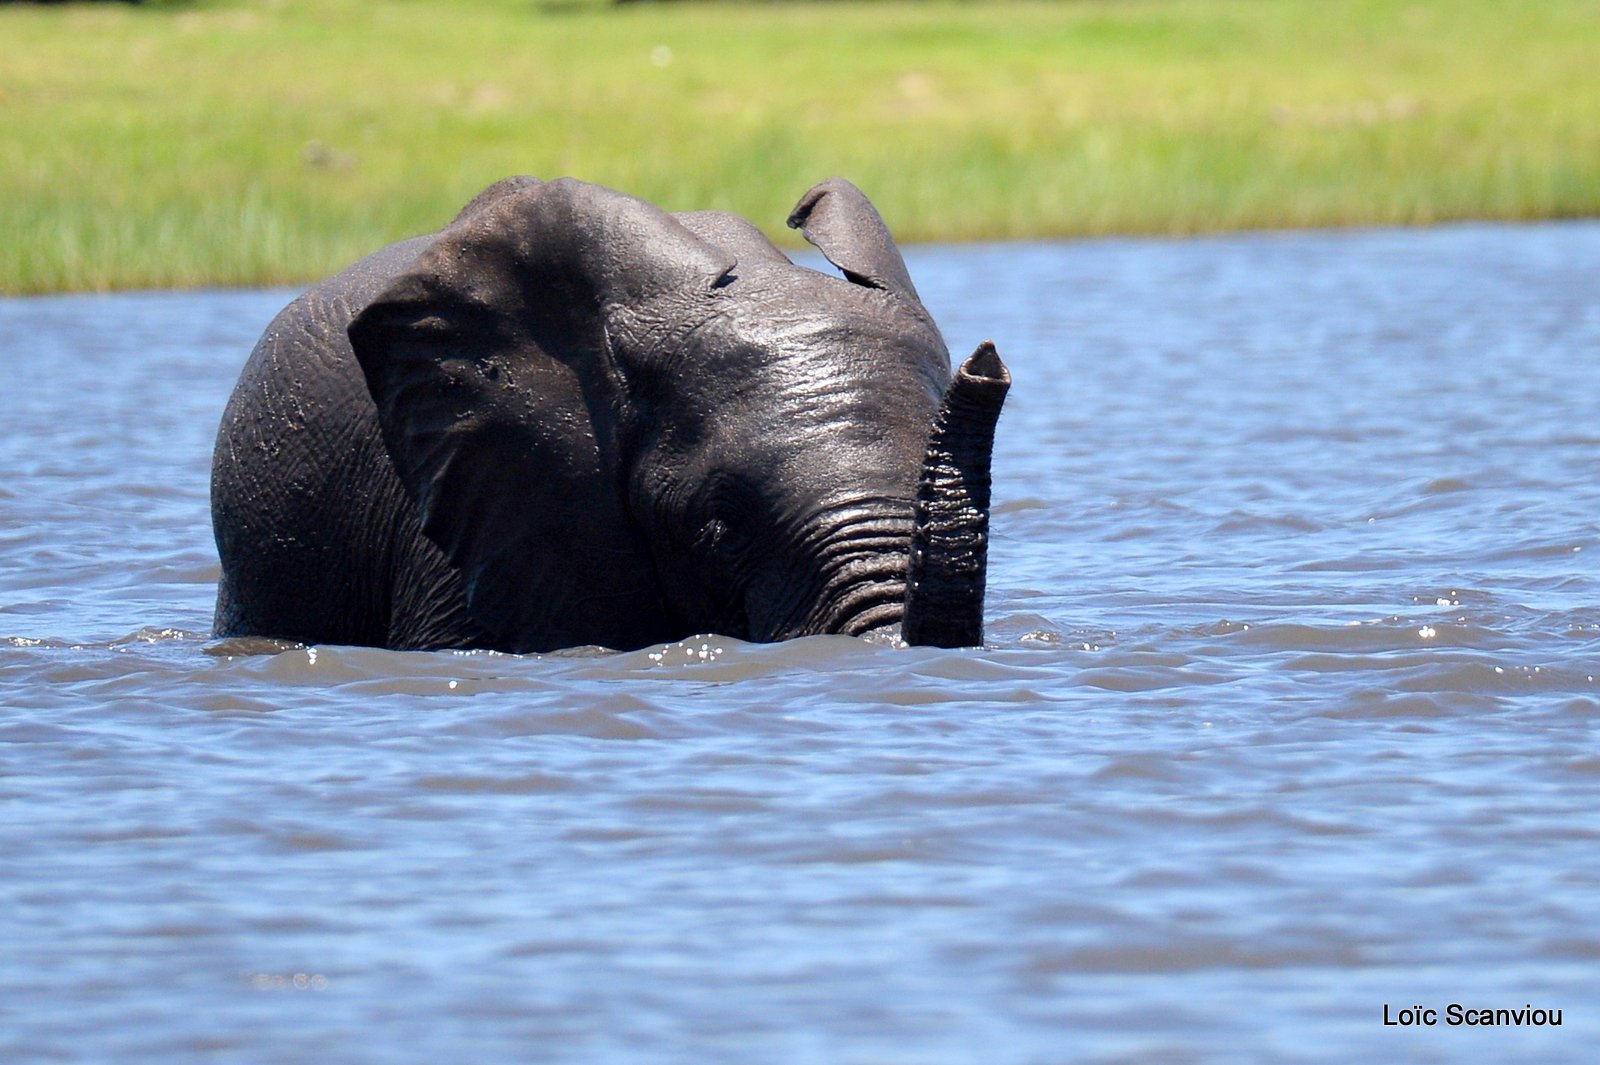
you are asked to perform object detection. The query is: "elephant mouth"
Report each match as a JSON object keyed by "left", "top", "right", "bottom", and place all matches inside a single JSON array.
[
  {"left": 821, "top": 580, "right": 907, "bottom": 638},
  {"left": 777, "top": 575, "right": 906, "bottom": 643},
  {"left": 763, "top": 502, "right": 914, "bottom": 642}
]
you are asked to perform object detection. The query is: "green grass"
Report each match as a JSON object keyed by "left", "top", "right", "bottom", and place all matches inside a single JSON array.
[{"left": 4, "top": 0, "right": 1599, "bottom": 293}]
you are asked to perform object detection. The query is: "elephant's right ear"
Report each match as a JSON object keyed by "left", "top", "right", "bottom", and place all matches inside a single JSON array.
[
  {"left": 345, "top": 177, "right": 734, "bottom": 647},
  {"left": 787, "top": 178, "right": 925, "bottom": 307}
]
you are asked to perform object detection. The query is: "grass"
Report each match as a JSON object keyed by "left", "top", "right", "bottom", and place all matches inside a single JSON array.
[{"left": 3, "top": 0, "right": 1599, "bottom": 293}]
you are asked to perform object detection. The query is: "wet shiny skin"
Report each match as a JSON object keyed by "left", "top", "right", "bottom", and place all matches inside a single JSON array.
[{"left": 3, "top": 224, "right": 1598, "bottom": 1062}]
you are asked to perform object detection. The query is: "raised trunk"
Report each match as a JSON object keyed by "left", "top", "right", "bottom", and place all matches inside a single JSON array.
[{"left": 901, "top": 342, "right": 1010, "bottom": 648}]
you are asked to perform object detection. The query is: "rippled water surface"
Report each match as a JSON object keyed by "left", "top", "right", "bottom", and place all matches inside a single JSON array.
[{"left": 4, "top": 225, "right": 1598, "bottom": 1063}]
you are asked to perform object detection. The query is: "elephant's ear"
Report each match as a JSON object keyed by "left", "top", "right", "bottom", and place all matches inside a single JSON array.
[
  {"left": 786, "top": 178, "right": 924, "bottom": 306},
  {"left": 346, "top": 177, "right": 734, "bottom": 651}
]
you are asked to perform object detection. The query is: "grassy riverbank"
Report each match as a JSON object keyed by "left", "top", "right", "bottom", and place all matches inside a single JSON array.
[{"left": 4, "top": 0, "right": 1599, "bottom": 293}]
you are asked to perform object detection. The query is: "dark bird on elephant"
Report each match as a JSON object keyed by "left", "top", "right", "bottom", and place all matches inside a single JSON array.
[{"left": 211, "top": 176, "right": 1009, "bottom": 652}]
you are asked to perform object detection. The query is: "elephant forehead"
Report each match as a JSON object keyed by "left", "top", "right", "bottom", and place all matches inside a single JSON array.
[
  {"left": 699, "top": 351, "right": 939, "bottom": 476},
  {"left": 697, "top": 291, "right": 949, "bottom": 387},
  {"left": 710, "top": 424, "right": 931, "bottom": 529}
]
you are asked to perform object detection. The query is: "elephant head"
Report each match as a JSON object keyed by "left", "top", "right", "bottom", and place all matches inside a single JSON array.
[{"left": 347, "top": 176, "right": 1008, "bottom": 653}]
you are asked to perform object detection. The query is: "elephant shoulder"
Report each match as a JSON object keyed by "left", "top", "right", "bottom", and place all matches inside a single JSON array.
[
  {"left": 213, "top": 231, "right": 459, "bottom": 647},
  {"left": 235, "top": 234, "right": 438, "bottom": 396},
  {"left": 304, "top": 234, "right": 441, "bottom": 347}
]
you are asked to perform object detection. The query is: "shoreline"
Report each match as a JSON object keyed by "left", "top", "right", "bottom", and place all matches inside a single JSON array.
[
  {"left": 5, "top": 0, "right": 1598, "bottom": 295},
  {"left": 7, "top": 214, "right": 1600, "bottom": 299}
]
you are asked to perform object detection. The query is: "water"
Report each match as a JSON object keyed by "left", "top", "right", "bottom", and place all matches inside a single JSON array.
[{"left": 3, "top": 224, "right": 1598, "bottom": 1063}]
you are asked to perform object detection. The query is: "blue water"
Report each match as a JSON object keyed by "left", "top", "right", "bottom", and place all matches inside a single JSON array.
[{"left": 3, "top": 224, "right": 1597, "bottom": 1063}]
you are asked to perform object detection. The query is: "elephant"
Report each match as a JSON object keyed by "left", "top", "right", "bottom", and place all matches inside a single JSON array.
[{"left": 210, "top": 176, "right": 1009, "bottom": 653}]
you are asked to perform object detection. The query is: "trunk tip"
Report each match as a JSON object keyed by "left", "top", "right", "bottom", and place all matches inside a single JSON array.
[{"left": 960, "top": 341, "right": 1010, "bottom": 387}]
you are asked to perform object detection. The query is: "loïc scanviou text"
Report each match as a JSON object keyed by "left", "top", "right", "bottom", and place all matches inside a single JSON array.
[{"left": 1383, "top": 1003, "right": 1562, "bottom": 1027}]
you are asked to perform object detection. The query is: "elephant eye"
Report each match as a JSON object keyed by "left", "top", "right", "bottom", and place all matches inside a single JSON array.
[
  {"left": 693, "top": 478, "right": 759, "bottom": 560},
  {"left": 696, "top": 517, "right": 731, "bottom": 551},
  {"left": 696, "top": 513, "right": 755, "bottom": 560}
]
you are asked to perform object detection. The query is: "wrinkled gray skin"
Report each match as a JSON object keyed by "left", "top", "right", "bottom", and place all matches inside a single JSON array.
[{"left": 211, "top": 176, "right": 1008, "bottom": 653}]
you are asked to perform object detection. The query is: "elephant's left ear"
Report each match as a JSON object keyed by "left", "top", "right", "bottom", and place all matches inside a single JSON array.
[
  {"left": 787, "top": 178, "right": 925, "bottom": 308},
  {"left": 345, "top": 178, "right": 737, "bottom": 648}
]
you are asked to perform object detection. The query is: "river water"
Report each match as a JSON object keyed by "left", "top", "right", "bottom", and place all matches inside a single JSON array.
[{"left": 3, "top": 224, "right": 1597, "bottom": 1063}]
